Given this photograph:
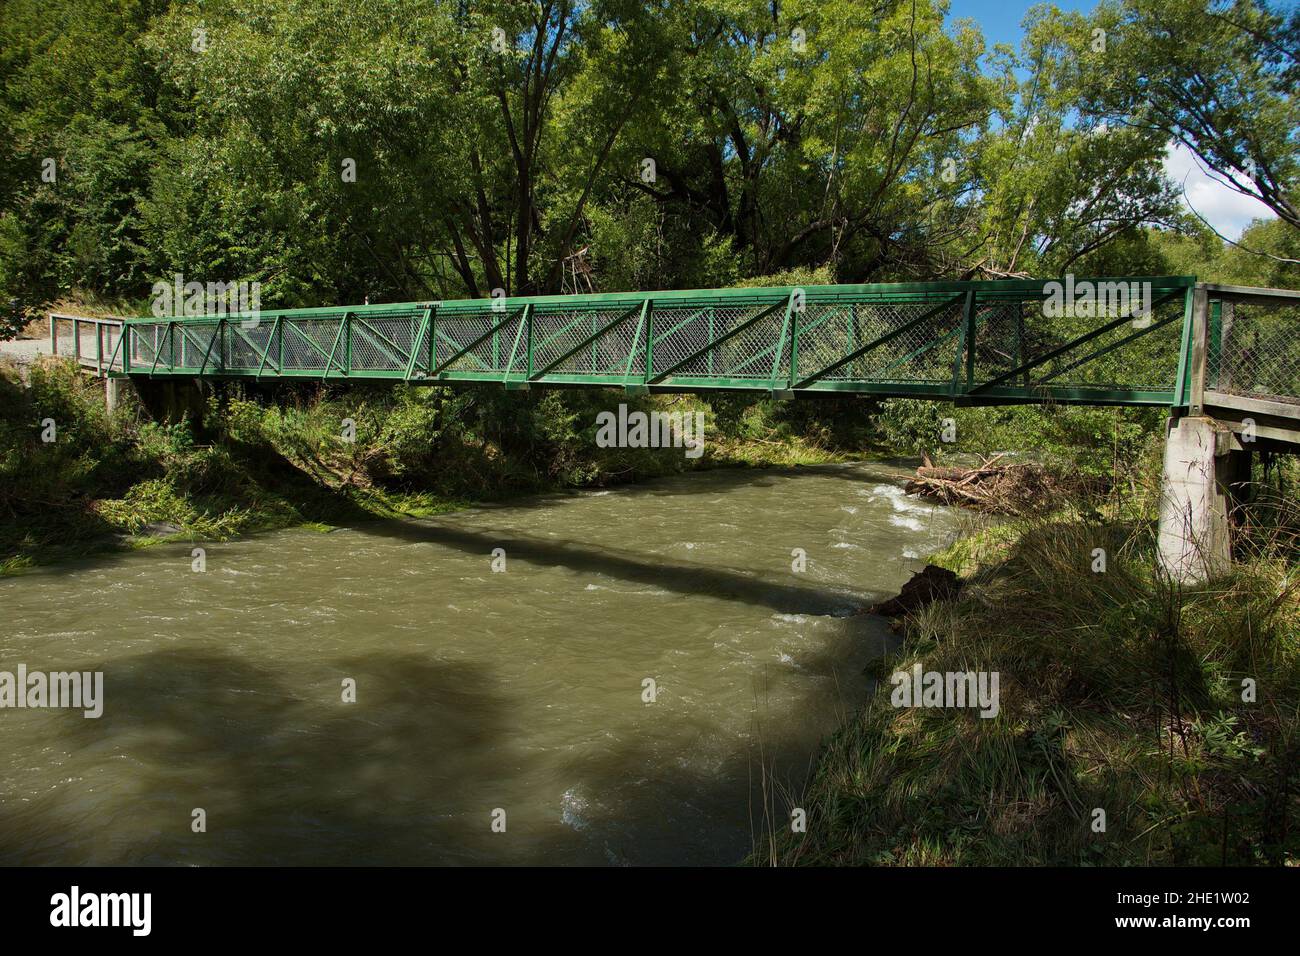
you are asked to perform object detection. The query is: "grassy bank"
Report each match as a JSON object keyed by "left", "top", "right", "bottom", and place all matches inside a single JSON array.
[
  {"left": 760, "top": 458, "right": 1300, "bottom": 866},
  {"left": 0, "top": 356, "right": 868, "bottom": 574}
]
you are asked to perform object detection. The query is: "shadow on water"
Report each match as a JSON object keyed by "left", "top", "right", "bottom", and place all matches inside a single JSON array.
[
  {"left": 356, "top": 517, "right": 868, "bottom": 616},
  {"left": 0, "top": 463, "right": 907, "bottom": 864},
  {"left": 0, "top": 648, "right": 529, "bottom": 865},
  {"left": 345, "top": 461, "right": 908, "bottom": 616},
  {"left": 0, "top": 632, "right": 880, "bottom": 865}
]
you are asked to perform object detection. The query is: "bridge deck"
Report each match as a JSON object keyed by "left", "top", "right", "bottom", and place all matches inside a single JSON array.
[{"left": 51, "top": 278, "right": 1300, "bottom": 425}]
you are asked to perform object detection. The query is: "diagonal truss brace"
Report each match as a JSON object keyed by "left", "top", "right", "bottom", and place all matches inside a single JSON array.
[
  {"left": 968, "top": 288, "right": 1186, "bottom": 395},
  {"left": 794, "top": 295, "right": 965, "bottom": 389},
  {"left": 529, "top": 303, "right": 644, "bottom": 381}
]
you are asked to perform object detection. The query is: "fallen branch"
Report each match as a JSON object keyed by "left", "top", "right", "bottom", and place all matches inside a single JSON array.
[{"left": 904, "top": 458, "right": 1059, "bottom": 514}]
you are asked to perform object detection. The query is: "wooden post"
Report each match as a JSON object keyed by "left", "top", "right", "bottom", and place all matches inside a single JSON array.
[
  {"left": 49, "top": 314, "right": 57, "bottom": 356},
  {"left": 1188, "top": 286, "right": 1210, "bottom": 417}
]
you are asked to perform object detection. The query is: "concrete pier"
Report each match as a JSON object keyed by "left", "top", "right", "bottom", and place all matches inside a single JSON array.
[
  {"left": 1157, "top": 416, "right": 1249, "bottom": 584},
  {"left": 104, "top": 377, "right": 128, "bottom": 412}
]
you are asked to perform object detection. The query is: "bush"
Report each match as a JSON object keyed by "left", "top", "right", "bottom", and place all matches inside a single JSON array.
[{"left": 870, "top": 398, "right": 1165, "bottom": 477}]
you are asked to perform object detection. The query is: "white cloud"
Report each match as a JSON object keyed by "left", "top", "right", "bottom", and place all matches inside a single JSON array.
[{"left": 1163, "top": 142, "right": 1276, "bottom": 241}]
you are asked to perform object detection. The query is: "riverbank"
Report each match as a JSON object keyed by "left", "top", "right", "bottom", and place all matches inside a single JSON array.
[
  {"left": 0, "top": 356, "right": 868, "bottom": 575},
  {"left": 0, "top": 329, "right": 1167, "bottom": 577},
  {"left": 760, "top": 459, "right": 1300, "bottom": 866}
]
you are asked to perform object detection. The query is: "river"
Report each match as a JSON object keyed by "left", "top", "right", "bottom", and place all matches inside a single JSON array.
[{"left": 0, "top": 462, "right": 956, "bottom": 865}]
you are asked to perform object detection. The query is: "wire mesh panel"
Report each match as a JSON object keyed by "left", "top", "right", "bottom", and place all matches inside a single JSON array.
[
  {"left": 966, "top": 286, "right": 1185, "bottom": 395},
  {"left": 129, "top": 325, "right": 158, "bottom": 368},
  {"left": 647, "top": 306, "right": 716, "bottom": 377},
  {"left": 814, "top": 298, "right": 965, "bottom": 385},
  {"left": 177, "top": 321, "right": 222, "bottom": 370},
  {"left": 650, "top": 303, "right": 788, "bottom": 381},
  {"left": 435, "top": 308, "right": 520, "bottom": 375},
  {"left": 532, "top": 308, "right": 608, "bottom": 375},
  {"left": 1208, "top": 297, "right": 1300, "bottom": 405},
  {"left": 155, "top": 323, "right": 181, "bottom": 367},
  {"left": 280, "top": 316, "right": 342, "bottom": 370},
  {"left": 225, "top": 319, "right": 276, "bottom": 371},
  {"left": 716, "top": 306, "right": 790, "bottom": 381},
  {"left": 1028, "top": 293, "right": 1184, "bottom": 392},
  {"left": 786, "top": 304, "right": 855, "bottom": 382},
  {"left": 970, "top": 301, "right": 1025, "bottom": 385},
  {"left": 349, "top": 311, "right": 421, "bottom": 372},
  {"left": 529, "top": 304, "right": 645, "bottom": 378},
  {"left": 605, "top": 307, "right": 647, "bottom": 378}
]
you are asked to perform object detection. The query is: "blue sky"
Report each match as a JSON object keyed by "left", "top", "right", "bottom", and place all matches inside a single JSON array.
[
  {"left": 946, "top": 0, "right": 1095, "bottom": 52},
  {"left": 946, "top": 0, "right": 1276, "bottom": 238}
]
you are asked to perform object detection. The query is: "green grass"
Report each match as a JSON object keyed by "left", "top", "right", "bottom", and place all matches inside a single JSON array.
[{"left": 758, "top": 463, "right": 1300, "bottom": 866}]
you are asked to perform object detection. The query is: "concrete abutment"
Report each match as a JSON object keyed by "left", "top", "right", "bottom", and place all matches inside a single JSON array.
[{"left": 1157, "top": 416, "right": 1251, "bottom": 585}]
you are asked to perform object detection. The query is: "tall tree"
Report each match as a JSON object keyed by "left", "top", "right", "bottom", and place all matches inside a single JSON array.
[
  {"left": 970, "top": 5, "right": 1182, "bottom": 276},
  {"left": 618, "top": 0, "right": 998, "bottom": 280},
  {"left": 1081, "top": 0, "right": 1299, "bottom": 234}
]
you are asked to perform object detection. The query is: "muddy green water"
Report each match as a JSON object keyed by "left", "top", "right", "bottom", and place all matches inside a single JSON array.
[{"left": 0, "top": 462, "right": 955, "bottom": 865}]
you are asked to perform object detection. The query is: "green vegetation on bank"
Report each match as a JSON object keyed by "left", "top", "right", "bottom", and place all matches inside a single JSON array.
[
  {"left": 0, "top": 356, "right": 868, "bottom": 574},
  {"left": 760, "top": 455, "right": 1300, "bottom": 866}
]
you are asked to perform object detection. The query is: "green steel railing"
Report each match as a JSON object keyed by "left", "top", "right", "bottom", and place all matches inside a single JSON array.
[{"left": 110, "top": 276, "right": 1205, "bottom": 406}]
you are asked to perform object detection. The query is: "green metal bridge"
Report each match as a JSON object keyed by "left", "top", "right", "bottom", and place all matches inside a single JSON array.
[{"left": 50, "top": 276, "right": 1300, "bottom": 434}]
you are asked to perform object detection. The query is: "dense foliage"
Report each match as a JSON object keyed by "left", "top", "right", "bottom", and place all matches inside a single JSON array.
[{"left": 1, "top": 0, "right": 1296, "bottom": 314}]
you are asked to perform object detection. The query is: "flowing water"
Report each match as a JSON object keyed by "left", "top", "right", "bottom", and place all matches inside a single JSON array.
[{"left": 0, "top": 462, "right": 956, "bottom": 865}]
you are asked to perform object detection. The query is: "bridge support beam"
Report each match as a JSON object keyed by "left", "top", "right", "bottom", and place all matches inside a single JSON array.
[{"left": 1157, "top": 416, "right": 1249, "bottom": 585}]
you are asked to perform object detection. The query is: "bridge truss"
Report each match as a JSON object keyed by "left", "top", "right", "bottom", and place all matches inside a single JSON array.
[{"left": 51, "top": 277, "right": 1300, "bottom": 421}]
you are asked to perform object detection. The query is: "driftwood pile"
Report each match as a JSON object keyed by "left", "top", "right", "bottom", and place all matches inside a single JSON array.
[{"left": 904, "top": 453, "right": 1056, "bottom": 515}]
